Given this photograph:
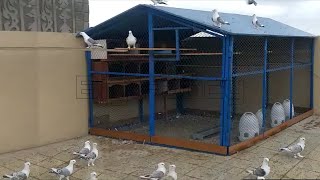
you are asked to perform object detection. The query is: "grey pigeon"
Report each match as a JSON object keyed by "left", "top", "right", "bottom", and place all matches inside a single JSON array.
[
  {"left": 247, "top": 0, "right": 257, "bottom": 6},
  {"left": 280, "top": 137, "right": 305, "bottom": 158},
  {"left": 150, "top": 0, "right": 167, "bottom": 6},
  {"left": 246, "top": 158, "right": 270, "bottom": 180},
  {"left": 252, "top": 14, "right": 264, "bottom": 28},
  {"left": 49, "top": 159, "right": 76, "bottom": 180},
  {"left": 80, "top": 143, "right": 99, "bottom": 166},
  {"left": 162, "top": 164, "right": 177, "bottom": 180},
  {"left": 211, "top": 9, "right": 230, "bottom": 28},
  {"left": 77, "top": 32, "right": 104, "bottom": 48},
  {"left": 73, "top": 140, "right": 91, "bottom": 157},
  {"left": 3, "top": 162, "right": 30, "bottom": 180},
  {"left": 139, "top": 162, "right": 166, "bottom": 179}
]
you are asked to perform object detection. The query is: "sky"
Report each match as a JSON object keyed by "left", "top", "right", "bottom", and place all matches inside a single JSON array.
[{"left": 89, "top": 0, "right": 320, "bottom": 35}]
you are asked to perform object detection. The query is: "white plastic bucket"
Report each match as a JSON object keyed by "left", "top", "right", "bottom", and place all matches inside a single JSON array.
[
  {"left": 238, "top": 112, "right": 260, "bottom": 142},
  {"left": 271, "top": 102, "right": 286, "bottom": 127},
  {"left": 282, "top": 99, "right": 295, "bottom": 118}
]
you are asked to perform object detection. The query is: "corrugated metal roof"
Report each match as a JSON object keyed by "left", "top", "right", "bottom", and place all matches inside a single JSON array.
[{"left": 85, "top": 4, "right": 314, "bottom": 38}]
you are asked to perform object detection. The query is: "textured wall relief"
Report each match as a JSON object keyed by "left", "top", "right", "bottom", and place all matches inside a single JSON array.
[
  {"left": 40, "top": 0, "right": 54, "bottom": 32},
  {"left": 57, "top": 0, "right": 72, "bottom": 32},
  {"left": 3, "top": 0, "right": 20, "bottom": 31},
  {"left": 25, "top": 0, "right": 39, "bottom": 31}
]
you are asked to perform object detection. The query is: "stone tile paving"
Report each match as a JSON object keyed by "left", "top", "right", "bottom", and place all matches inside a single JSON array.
[{"left": 1, "top": 116, "right": 320, "bottom": 179}]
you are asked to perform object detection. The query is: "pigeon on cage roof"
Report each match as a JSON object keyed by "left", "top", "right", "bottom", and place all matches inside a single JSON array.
[
  {"left": 139, "top": 162, "right": 166, "bottom": 179},
  {"left": 279, "top": 137, "right": 305, "bottom": 158},
  {"left": 79, "top": 142, "right": 99, "bottom": 166},
  {"left": 49, "top": 160, "right": 76, "bottom": 180},
  {"left": 252, "top": 14, "right": 265, "bottom": 29},
  {"left": 73, "top": 140, "right": 91, "bottom": 157},
  {"left": 246, "top": 158, "right": 270, "bottom": 180},
  {"left": 126, "top": 30, "right": 137, "bottom": 49},
  {"left": 162, "top": 164, "right": 177, "bottom": 180},
  {"left": 211, "top": 9, "right": 230, "bottom": 28},
  {"left": 77, "top": 32, "right": 104, "bottom": 48},
  {"left": 247, "top": 0, "right": 258, "bottom": 6},
  {"left": 150, "top": 0, "right": 168, "bottom": 6},
  {"left": 3, "top": 162, "right": 30, "bottom": 180}
]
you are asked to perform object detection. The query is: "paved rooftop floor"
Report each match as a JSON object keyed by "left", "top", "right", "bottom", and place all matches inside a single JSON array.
[{"left": 1, "top": 116, "right": 320, "bottom": 180}]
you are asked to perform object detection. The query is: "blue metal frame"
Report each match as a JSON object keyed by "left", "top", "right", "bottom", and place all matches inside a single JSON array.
[
  {"left": 290, "top": 38, "right": 294, "bottom": 119},
  {"left": 219, "top": 37, "right": 226, "bottom": 146},
  {"left": 153, "top": 27, "right": 191, "bottom": 31},
  {"left": 262, "top": 38, "right": 268, "bottom": 132},
  {"left": 148, "top": 12, "right": 156, "bottom": 137},
  {"left": 85, "top": 51, "right": 94, "bottom": 128},
  {"left": 310, "top": 38, "right": 314, "bottom": 109}
]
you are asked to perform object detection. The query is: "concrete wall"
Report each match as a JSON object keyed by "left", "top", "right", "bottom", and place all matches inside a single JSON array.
[
  {"left": 0, "top": 31, "right": 88, "bottom": 154},
  {"left": 314, "top": 38, "right": 320, "bottom": 115},
  {"left": 0, "top": 0, "right": 89, "bottom": 33}
]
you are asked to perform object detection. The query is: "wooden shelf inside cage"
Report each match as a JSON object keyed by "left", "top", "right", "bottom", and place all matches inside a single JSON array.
[{"left": 114, "top": 47, "right": 197, "bottom": 51}]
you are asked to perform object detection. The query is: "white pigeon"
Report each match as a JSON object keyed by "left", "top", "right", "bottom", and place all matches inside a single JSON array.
[
  {"left": 211, "top": 9, "right": 230, "bottom": 28},
  {"left": 80, "top": 142, "right": 99, "bottom": 166},
  {"left": 126, "top": 30, "right": 137, "bottom": 49},
  {"left": 73, "top": 140, "right": 91, "bottom": 157},
  {"left": 49, "top": 159, "right": 76, "bottom": 180},
  {"left": 150, "top": 0, "right": 167, "bottom": 6},
  {"left": 252, "top": 14, "right": 264, "bottom": 29},
  {"left": 78, "top": 32, "right": 104, "bottom": 48},
  {"left": 88, "top": 172, "right": 98, "bottom": 180},
  {"left": 139, "top": 162, "right": 166, "bottom": 179},
  {"left": 3, "top": 162, "right": 30, "bottom": 180},
  {"left": 246, "top": 158, "right": 270, "bottom": 180},
  {"left": 247, "top": 0, "right": 257, "bottom": 6},
  {"left": 280, "top": 137, "right": 305, "bottom": 158},
  {"left": 162, "top": 164, "right": 177, "bottom": 180}
]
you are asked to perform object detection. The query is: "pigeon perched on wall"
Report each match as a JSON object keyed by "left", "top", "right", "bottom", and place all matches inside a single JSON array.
[
  {"left": 49, "top": 160, "right": 76, "bottom": 180},
  {"left": 150, "top": 0, "right": 167, "bottom": 6},
  {"left": 3, "top": 162, "right": 30, "bottom": 180},
  {"left": 88, "top": 172, "right": 98, "bottom": 180},
  {"left": 73, "top": 140, "right": 91, "bottom": 157},
  {"left": 252, "top": 14, "right": 265, "bottom": 29},
  {"left": 247, "top": 0, "right": 257, "bottom": 6},
  {"left": 80, "top": 143, "right": 99, "bottom": 166},
  {"left": 139, "top": 162, "right": 166, "bottom": 179},
  {"left": 280, "top": 137, "right": 306, "bottom": 158},
  {"left": 126, "top": 30, "right": 137, "bottom": 49},
  {"left": 246, "top": 158, "right": 270, "bottom": 180},
  {"left": 211, "top": 9, "right": 230, "bottom": 28},
  {"left": 77, "top": 32, "right": 104, "bottom": 48},
  {"left": 162, "top": 164, "right": 177, "bottom": 180}
]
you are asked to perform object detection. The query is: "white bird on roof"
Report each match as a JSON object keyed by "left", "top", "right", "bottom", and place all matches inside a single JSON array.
[
  {"left": 139, "top": 162, "right": 166, "bottom": 179},
  {"left": 3, "top": 162, "right": 30, "bottom": 180},
  {"left": 252, "top": 14, "right": 265, "bottom": 29},
  {"left": 150, "top": 0, "right": 167, "bottom": 6},
  {"left": 246, "top": 158, "right": 270, "bottom": 180},
  {"left": 126, "top": 30, "right": 137, "bottom": 49},
  {"left": 247, "top": 0, "right": 258, "bottom": 6},
  {"left": 280, "top": 137, "right": 305, "bottom": 158},
  {"left": 211, "top": 9, "right": 230, "bottom": 28},
  {"left": 77, "top": 32, "right": 104, "bottom": 48}
]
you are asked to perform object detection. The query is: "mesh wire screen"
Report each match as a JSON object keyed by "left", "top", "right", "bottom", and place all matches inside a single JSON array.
[
  {"left": 268, "top": 37, "right": 291, "bottom": 69},
  {"left": 293, "top": 66, "right": 312, "bottom": 115}
]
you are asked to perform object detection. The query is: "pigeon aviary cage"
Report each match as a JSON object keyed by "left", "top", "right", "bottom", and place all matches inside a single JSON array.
[{"left": 82, "top": 5, "right": 315, "bottom": 155}]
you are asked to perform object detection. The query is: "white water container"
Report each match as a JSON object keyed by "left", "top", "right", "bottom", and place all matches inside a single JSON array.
[
  {"left": 255, "top": 109, "right": 263, "bottom": 130},
  {"left": 282, "top": 99, "right": 295, "bottom": 118},
  {"left": 271, "top": 102, "right": 286, "bottom": 127},
  {"left": 238, "top": 112, "right": 260, "bottom": 142}
]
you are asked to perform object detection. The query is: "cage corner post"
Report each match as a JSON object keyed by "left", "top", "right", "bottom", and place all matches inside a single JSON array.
[
  {"left": 310, "top": 38, "right": 315, "bottom": 109},
  {"left": 85, "top": 50, "right": 94, "bottom": 129},
  {"left": 148, "top": 11, "right": 156, "bottom": 137},
  {"left": 289, "top": 38, "right": 295, "bottom": 119},
  {"left": 262, "top": 37, "right": 268, "bottom": 133},
  {"left": 175, "top": 29, "right": 184, "bottom": 115}
]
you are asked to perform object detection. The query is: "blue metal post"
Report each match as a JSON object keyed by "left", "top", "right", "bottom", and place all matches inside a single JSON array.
[
  {"left": 262, "top": 38, "right": 268, "bottom": 132},
  {"left": 85, "top": 51, "right": 94, "bottom": 128},
  {"left": 290, "top": 38, "right": 294, "bottom": 119},
  {"left": 175, "top": 29, "right": 183, "bottom": 114},
  {"left": 310, "top": 38, "right": 314, "bottom": 109},
  {"left": 219, "top": 36, "right": 226, "bottom": 146},
  {"left": 226, "top": 36, "right": 233, "bottom": 147},
  {"left": 148, "top": 12, "right": 156, "bottom": 136}
]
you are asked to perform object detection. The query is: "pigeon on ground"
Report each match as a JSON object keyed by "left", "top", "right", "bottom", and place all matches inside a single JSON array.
[
  {"left": 246, "top": 158, "right": 270, "bottom": 180},
  {"left": 150, "top": 0, "right": 167, "bottom": 6},
  {"left": 3, "top": 162, "right": 30, "bottom": 180},
  {"left": 211, "top": 9, "right": 230, "bottom": 28},
  {"left": 252, "top": 14, "right": 264, "bottom": 29},
  {"left": 280, "top": 137, "right": 305, "bottom": 158},
  {"left": 80, "top": 143, "right": 99, "bottom": 166},
  {"left": 126, "top": 30, "right": 137, "bottom": 49},
  {"left": 139, "top": 162, "right": 166, "bottom": 179},
  {"left": 88, "top": 172, "right": 98, "bottom": 180},
  {"left": 247, "top": 0, "right": 257, "bottom": 6},
  {"left": 49, "top": 159, "right": 76, "bottom": 180},
  {"left": 162, "top": 164, "right": 177, "bottom": 180},
  {"left": 73, "top": 140, "right": 91, "bottom": 157},
  {"left": 77, "top": 32, "right": 104, "bottom": 48}
]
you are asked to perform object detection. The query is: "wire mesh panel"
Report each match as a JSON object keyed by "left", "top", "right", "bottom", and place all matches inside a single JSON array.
[
  {"left": 294, "top": 38, "right": 312, "bottom": 65},
  {"left": 293, "top": 66, "right": 312, "bottom": 115},
  {"left": 230, "top": 74, "right": 263, "bottom": 145},
  {"left": 268, "top": 37, "right": 291, "bottom": 69}
]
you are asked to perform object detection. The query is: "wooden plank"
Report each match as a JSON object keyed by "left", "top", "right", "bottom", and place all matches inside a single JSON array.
[
  {"left": 114, "top": 48, "right": 197, "bottom": 51},
  {"left": 0, "top": 47, "right": 128, "bottom": 52},
  {"left": 228, "top": 109, "right": 314, "bottom": 155},
  {"left": 108, "top": 53, "right": 222, "bottom": 57},
  {"left": 151, "top": 136, "right": 227, "bottom": 155},
  {"left": 89, "top": 128, "right": 151, "bottom": 143}
]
